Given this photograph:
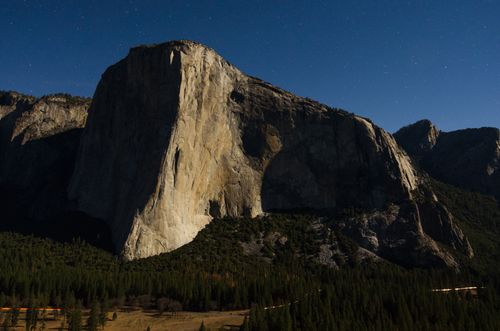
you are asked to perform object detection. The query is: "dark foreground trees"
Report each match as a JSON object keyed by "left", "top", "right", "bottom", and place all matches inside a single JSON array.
[{"left": 1, "top": 195, "right": 500, "bottom": 330}]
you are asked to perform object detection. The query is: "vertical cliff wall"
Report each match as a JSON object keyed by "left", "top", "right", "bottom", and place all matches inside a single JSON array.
[{"left": 68, "top": 41, "right": 471, "bottom": 265}]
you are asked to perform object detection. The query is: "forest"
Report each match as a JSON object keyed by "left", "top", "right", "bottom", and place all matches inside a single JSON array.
[{"left": 0, "top": 180, "right": 499, "bottom": 330}]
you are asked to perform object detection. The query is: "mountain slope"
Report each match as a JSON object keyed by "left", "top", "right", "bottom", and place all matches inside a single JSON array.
[
  {"left": 395, "top": 120, "right": 500, "bottom": 200},
  {"left": 65, "top": 40, "right": 471, "bottom": 267},
  {"left": 0, "top": 91, "right": 89, "bottom": 220},
  {"left": 430, "top": 180, "right": 500, "bottom": 274},
  {"left": 1, "top": 202, "right": 499, "bottom": 329}
]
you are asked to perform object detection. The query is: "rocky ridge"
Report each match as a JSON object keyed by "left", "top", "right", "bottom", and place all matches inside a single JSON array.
[
  {"left": 0, "top": 91, "right": 90, "bottom": 219},
  {"left": 393, "top": 120, "right": 440, "bottom": 161},
  {"left": 65, "top": 40, "right": 472, "bottom": 266},
  {"left": 395, "top": 120, "right": 500, "bottom": 200}
]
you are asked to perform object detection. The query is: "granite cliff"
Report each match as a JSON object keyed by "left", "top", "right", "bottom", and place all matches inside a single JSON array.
[
  {"left": 65, "top": 40, "right": 471, "bottom": 265},
  {"left": 395, "top": 120, "right": 500, "bottom": 200}
]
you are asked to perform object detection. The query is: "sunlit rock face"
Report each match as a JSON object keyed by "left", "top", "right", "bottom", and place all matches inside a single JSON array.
[
  {"left": 395, "top": 120, "right": 500, "bottom": 200},
  {"left": 0, "top": 91, "right": 89, "bottom": 219},
  {"left": 68, "top": 40, "right": 471, "bottom": 265}
]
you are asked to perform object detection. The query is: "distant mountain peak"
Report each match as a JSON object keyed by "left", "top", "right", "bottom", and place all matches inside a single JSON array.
[
  {"left": 394, "top": 119, "right": 440, "bottom": 161},
  {"left": 395, "top": 120, "right": 500, "bottom": 199}
]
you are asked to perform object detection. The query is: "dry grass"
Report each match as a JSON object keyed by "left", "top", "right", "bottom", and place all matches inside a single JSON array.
[{"left": 1, "top": 308, "right": 248, "bottom": 331}]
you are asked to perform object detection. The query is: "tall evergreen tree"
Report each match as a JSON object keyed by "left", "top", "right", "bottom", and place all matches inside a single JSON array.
[
  {"left": 86, "top": 302, "right": 99, "bottom": 331},
  {"left": 68, "top": 310, "right": 82, "bottom": 331}
]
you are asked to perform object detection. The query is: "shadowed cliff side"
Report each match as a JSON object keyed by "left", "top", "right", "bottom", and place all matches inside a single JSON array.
[
  {"left": 0, "top": 91, "right": 114, "bottom": 251},
  {"left": 0, "top": 91, "right": 89, "bottom": 219},
  {"left": 395, "top": 120, "right": 500, "bottom": 200}
]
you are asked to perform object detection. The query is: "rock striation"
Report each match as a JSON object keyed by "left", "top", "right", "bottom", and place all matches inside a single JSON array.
[
  {"left": 68, "top": 40, "right": 472, "bottom": 265},
  {"left": 395, "top": 120, "right": 500, "bottom": 200},
  {"left": 0, "top": 91, "right": 90, "bottom": 219}
]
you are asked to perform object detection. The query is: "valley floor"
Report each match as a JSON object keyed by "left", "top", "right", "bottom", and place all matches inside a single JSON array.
[{"left": 1, "top": 308, "right": 248, "bottom": 331}]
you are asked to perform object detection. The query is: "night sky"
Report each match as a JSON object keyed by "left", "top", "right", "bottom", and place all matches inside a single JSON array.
[{"left": 1, "top": 1, "right": 499, "bottom": 132}]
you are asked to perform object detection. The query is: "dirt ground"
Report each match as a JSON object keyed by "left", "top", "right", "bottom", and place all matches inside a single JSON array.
[
  {"left": 2, "top": 308, "right": 248, "bottom": 331},
  {"left": 102, "top": 309, "right": 247, "bottom": 331}
]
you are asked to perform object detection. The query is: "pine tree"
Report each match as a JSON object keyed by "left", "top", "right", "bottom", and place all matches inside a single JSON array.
[
  {"left": 99, "top": 301, "right": 108, "bottom": 329},
  {"left": 87, "top": 302, "right": 99, "bottom": 331},
  {"left": 240, "top": 316, "right": 250, "bottom": 331},
  {"left": 2, "top": 311, "right": 10, "bottom": 331},
  {"left": 25, "top": 308, "right": 38, "bottom": 331},
  {"left": 68, "top": 310, "right": 82, "bottom": 331},
  {"left": 11, "top": 308, "right": 20, "bottom": 328}
]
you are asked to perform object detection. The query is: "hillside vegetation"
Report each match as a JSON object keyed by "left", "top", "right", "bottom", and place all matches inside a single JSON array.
[{"left": 1, "top": 182, "right": 500, "bottom": 330}]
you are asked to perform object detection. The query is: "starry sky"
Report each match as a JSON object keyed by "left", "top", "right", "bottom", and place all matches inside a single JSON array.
[{"left": 1, "top": 0, "right": 499, "bottom": 132}]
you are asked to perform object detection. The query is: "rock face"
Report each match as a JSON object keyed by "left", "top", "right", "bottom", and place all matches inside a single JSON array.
[
  {"left": 395, "top": 120, "right": 500, "bottom": 199},
  {"left": 68, "top": 40, "right": 472, "bottom": 265},
  {"left": 393, "top": 120, "right": 440, "bottom": 161},
  {"left": 0, "top": 91, "right": 90, "bottom": 219}
]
